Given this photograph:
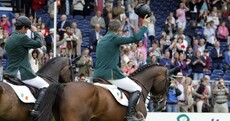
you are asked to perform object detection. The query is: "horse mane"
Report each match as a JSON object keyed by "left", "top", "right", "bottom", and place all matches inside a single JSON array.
[
  {"left": 37, "top": 57, "right": 67, "bottom": 73},
  {"left": 130, "top": 63, "right": 162, "bottom": 76}
]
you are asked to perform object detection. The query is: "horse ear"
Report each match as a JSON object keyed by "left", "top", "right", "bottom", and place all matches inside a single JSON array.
[
  {"left": 167, "top": 66, "right": 180, "bottom": 76},
  {"left": 71, "top": 56, "right": 81, "bottom": 64}
]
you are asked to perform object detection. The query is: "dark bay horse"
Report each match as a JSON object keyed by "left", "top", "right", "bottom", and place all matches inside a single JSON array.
[
  {"left": 0, "top": 57, "right": 76, "bottom": 121},
  {"left": 38, "top": 64, "right": 179, "bottom": 121}
]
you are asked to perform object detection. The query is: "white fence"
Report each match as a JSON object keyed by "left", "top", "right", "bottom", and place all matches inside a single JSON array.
[{"left": 146, "top": 113, "right": 229, "bottom": 121}]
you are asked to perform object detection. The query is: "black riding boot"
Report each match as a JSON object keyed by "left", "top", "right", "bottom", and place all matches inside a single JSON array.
[
  {"left": 30, "top": 88, "right": 46, "bottom": 118},
  {"left": 125, "top": 91, "right": 141, "bottom": 121}
]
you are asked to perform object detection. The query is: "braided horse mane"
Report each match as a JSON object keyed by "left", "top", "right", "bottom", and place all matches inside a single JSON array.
[{"left": 129, "top": 63, "right": 163, "bottom": 77}]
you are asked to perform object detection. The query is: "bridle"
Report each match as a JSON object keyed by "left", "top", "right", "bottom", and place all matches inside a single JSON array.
[
  {"left": 68, "top": 58, "right": 76, "bottom": 82},
  {"left": 129, "top": 70, "right": 171, "bottom": 112},
  {"left": 152, "top": 75, "right": 174, "bottom": 112}
]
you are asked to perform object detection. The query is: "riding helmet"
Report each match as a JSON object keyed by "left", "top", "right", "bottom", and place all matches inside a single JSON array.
[
  {"left": 134, "top": 2, "right": 151, "bottom": 18},
  {"left": 14, "top": 16, "right": 32, "bottom": 29}
]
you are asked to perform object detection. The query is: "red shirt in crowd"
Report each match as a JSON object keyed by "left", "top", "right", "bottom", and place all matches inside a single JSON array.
[{"left": 32, "top": 0, "right": 46, "bottom": 10}]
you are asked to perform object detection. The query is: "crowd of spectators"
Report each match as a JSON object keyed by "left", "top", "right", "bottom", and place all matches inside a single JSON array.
[{"left": 1, "top": 0, "right": 230, "bottom": 113}]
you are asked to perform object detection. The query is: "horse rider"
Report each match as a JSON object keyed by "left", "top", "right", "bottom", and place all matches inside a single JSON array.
[
  {"left": 4, "top": 16, "right": 49, "bottom": 118},
  {"left": 93, "top": 17, "right": 150, "bottom": 121}
]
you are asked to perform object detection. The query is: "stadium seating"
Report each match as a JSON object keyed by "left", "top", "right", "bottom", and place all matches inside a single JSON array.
[
  {"left": 204, "top": 70, "right": 212, "bottom": 76},
  {"left": 213, "top": 69, "right": 224, "bottom": 76},
  {"left": 210, "top": 74, "right": 221, "bottom": 80},
  {"left": 223, "top": 75, "right": 230, "bottom": 81}
]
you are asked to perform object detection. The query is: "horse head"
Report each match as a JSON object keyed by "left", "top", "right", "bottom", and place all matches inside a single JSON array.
[{"left": 149, "top": 66, "right": 180, "bottom": 112}]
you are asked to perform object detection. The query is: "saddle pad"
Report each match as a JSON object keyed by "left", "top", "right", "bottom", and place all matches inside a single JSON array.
[
  {"left": 94, "top": 83, "right": 128, "bottom": 106},
  {"left": 3, "top": 80, "right": 36, "bottom": 103}
]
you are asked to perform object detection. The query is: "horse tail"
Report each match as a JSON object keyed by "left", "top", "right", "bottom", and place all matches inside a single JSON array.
[{"left": 37, "top": 83, "right": 62, "bottom": 121}]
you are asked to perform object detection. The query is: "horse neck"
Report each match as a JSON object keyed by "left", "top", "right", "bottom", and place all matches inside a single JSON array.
[
  {"left": 132, "top": 66, "right": 165, "bottom": 102},
  {"left": 37, "top": 58, "right": 68, "bottom": 83}
]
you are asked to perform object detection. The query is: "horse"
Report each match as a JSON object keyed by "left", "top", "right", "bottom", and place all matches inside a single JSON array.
[
  {"left": 38, "top": 64, "right": 179, "bottom": 121},
  {"left": 0, "top": 56, "right": 76, "bottom": 121}
]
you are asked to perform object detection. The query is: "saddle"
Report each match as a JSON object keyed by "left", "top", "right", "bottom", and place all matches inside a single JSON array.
[
  {"left": 3, "top": 74, "right": 39, "bottom": 98},
  {"left": 93, "top": 78, "right": 130, "bottom": 98}
]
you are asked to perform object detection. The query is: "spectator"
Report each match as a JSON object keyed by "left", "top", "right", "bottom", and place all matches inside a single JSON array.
[
  {"left": 48, "top": 0, "right": 55, "bottom": 15},
  {"left": 204, "top": 22, "right": 216, "bottom": 47},
  {"left": 185, "top": 77, "right": 194, "bottom": 112},
  {"left": 45, "top": 29, "right": 54, "bottom": 58},
  {"left": 217, "top": 21, "right": 229, "bottom": 42},
  {"left": 188, "top": 0, "right": 198, "bottom": 21},
  {"left": 40, "top": 23, "right": 49, "bottom": 37},
  {"left": 0, "top": 14, "right": 11, "bottom": 34},
  {"left": 175, "top": 53, "right": 189, "bottom": 76},
  {"left": 176, "top": 2, "right": 190, "bottom": 30},
  {"left": 77, "top": 48, "right": 93, "bottom": 77},
  {"left": 137, "top": 34, "right": 148, "bottom": 62},
  {"left": 191, "top": 50, "right": 206, "bottom": 80},
  {"left": 137, "top": 52, "right": 147, "bottom": 68},
  {"left": 58, "top": 0, "right": 72, "bottom": 15},
  {"left": 46, "top": 11, "right": 54, "bottom": 29},
  {"left": 148, "top": 41, "right": 162, "bottom": 59},
  {"left": 89, "top": 24, "right": 103, "bottom": 52},
  {"left": 32, "top": 0, "right": 46, "bottom": 12},
  {"left": 72, "top": 0, "right": 85, "bottom": 16},
  {"left": 224, "top": 45, "right": 230, "bottom": 70},
  {"left": 149, "top": 55, "right": 158, "bottom": 64},
  {"left": 29, "top": 48, "right": 44, "bottom": 73},
  {"left": 160, "top": 51, "right": 173, "bottom": 69},
  {"left": 63, "top": 27, "right": 75, "bottom": 58},
  {"left": 221, "top": 5, "right": 229, "bottom": 20},
  {"left": 57, "top": 14, "right": 71, "bottom": 40},
  {"left": 91, "top": 11, "right": 106, "bottom": 29},
  {"left": 71, "top": 22, "right": 82, "bottom": 56},
  {"left": 129, "top": 43, "right": 139, "bottom": 66},
  {"left": 94, "top": 0, "right": 104, "bottom": 13},
  {"left": 164, "top": 17, "right": 176, "bottom": 39},
  {"left": 198, "top": 38, "right": 206, "bottom": 55},
  {"left": 166, "top": 12, "right": 176, "bottom": 25},
  {"left": 78, "top": 73, "right": 86, "bottom": 82},
  {"left": 176, "top": 37, "right": 188, "bottom": 53},
  {"left": 112, "top": 1, "right": 125, "bottom": 20},
  {"left": 202, "top": 49, "right": 211, "bottom": 72},
  {"left": 121, "top": 48, "right": 130, "bottom": 69},
  {"left": 206, "top": 11, "right": 219, "bottom": 26},
  {"left": 213, "top": 78, "right": 229, "bottom": 113},
  {"left": 174, "top": 72, "right": 187, "bottom": 112},
  {"left": 193, "top": 77, "right": 210, "bottom": 112},
  {"left": 56, "top": 34, "right": 66, "bottom": 56},
  {"left": 122, "top": 61, "right": 136, "bottom": 76},
  {"left": 147, "top": 12, "right": 156, "bottom": 43},
  {"left": 174, "top": 28, "right": 186, "bottom": 40},
  {"left": 166, "top": 79, "right": 182, "bottom": 112},
  {"left": 129, "top": 2, "right": 139, "bottom": 36},
  {"left": 103, "top": 2, "right": 112, "bottom": 19},
  {"left": 186, "top": 46, "right": 194, "bottom": 59},
  {"left": 226, "top": 15, "right": 230, "bottom": 34},
  {"left": 12, "top": 13, "right": 20, "bottom": 31},
  {"left": 210, "top": 41, "right": 223, "bottom": 69},
  {"left": 103, "top": 2, "right": 112, "bottom": 30}
]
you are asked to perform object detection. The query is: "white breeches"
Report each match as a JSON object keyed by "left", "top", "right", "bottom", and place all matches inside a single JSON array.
[
  {"left": 17, "top": 71, "right": 49, "bottom": 89},
  {"left": 108, "top": 77, "right": 142, "bottom": 93}
]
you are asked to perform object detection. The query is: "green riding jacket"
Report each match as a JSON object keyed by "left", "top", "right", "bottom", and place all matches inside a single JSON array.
[
  {"left": 93, "top": 26, "right": 147, "bottom": 80},
  {"left": 4, "top": 31, "right": 42, "bottom": 80}
]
